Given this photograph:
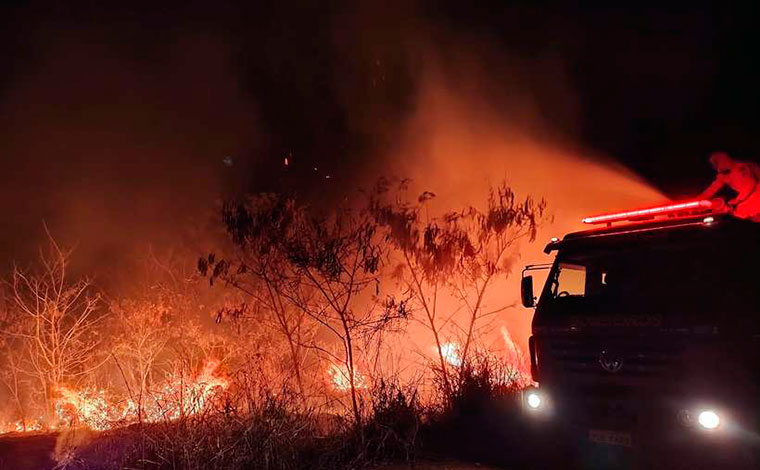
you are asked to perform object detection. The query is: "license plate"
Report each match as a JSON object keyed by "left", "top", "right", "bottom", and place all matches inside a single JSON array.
[{"left": 588, "top": 429, "right": 633, "bottom": 447}]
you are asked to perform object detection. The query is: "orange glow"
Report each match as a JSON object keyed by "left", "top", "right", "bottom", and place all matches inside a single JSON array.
[
  {"left": 0, "top": 60, "right": 671, "bottom": 437},
  {"left": 380, "top": 72, "right": 665, "bottom": 377},
  {"left": 582, "top": 199, "right": 713, "bottom": 225},
  {"left": 49, "top": 359, "right": 228, "bottom": 432},
  {"left": 501, "top": 326, "right": 532, "bottom": 386},
  {"left": 0, "top": 419, "right": 43, "bottom": 434},
  {"left": 144, "top": 359, "right": 228, "bottom": 422},
  {"left": 55, "top": 386, "right": 121, "bottom": 431},
  {"left": 328, "top": 364, "right": 366, "bottom": 392},
  {"left": 438, "top": 342, "right": 462, "bottom": 367}
]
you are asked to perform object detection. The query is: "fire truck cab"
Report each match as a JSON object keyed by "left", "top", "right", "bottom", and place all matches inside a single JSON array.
[{"left": 521, "top": 200, "right": 760, "bottom": 468}]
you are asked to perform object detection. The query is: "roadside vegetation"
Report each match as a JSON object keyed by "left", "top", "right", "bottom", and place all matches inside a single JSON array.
[
  {"left": 0, "top": 179, "right": 549, "bottom": 469},
  {"left": 52, "top": 357, "right": 560, "bottom": 470}
]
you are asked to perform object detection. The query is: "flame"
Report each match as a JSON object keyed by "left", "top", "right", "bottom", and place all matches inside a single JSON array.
[
  {"left": 0, "top": 419, "right": 44, "bottom": 434},
  {"left": 56, "top": 386, "right": 122, "bottom": 431},
  {"left": 328, "top": 364, "right": 366, "bottom": 392},
  {"left": 500, "top": 326, "right": 532, "bottom": 386},
  {"left": 438, "top": 342, "right": 462, "bottom": 367},
  {"left": 149, "top": 359, "right": 228, "bottom": 421},
  {"left": 47, "top": 359, "right": 228, "bottom": 432}
]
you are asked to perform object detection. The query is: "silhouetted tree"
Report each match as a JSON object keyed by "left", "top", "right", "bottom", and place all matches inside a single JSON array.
[
  {"left": 200, "top": 195, "right": 313, "bottom": 399},
  {"left": 372, "top": 179, "right": 547, "bottom": 380},
  {"left": 203, "top": 193, "right": 409, "bottom": 428}
]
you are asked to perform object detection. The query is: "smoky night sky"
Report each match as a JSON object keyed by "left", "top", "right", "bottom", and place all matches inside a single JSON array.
[{"left": 1, "top": 1, "right": 759, "bottom": 282}]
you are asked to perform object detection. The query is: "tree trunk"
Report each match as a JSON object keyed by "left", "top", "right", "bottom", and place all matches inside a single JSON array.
[{"left": 342, "top": 321, "right": 363, "bottom": 435}]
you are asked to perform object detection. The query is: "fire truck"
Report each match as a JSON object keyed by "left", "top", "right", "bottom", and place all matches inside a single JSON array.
[{"left": 520, "top": 199, "right": 760, "bottom": 468}]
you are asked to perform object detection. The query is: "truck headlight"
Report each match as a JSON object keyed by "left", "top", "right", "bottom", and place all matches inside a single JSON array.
[
  {"left": 697, "top": 410, "right": 720, "bottom": 430},
  {"left": 527, "top": 391, "right": 542, "bottom": 409}
]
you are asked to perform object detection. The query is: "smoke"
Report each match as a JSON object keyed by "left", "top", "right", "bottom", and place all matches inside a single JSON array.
[
  {"left": 0, "top": 29, "right": 257, "bottom": 286},
  {"left": 334, "top": 14, "right": 666, "bottom": 358},
  {"left": 387, "top": 68, "right": 663, "bottom": 352},
  {"left": 0, "top": 5, "right": 664, "bottom": 284},
  {"left": 0, "top": 3, "right": 676, "bottom": 430},
  {"left": 0, "top": 2, "right": 666, "bottom": 369}
]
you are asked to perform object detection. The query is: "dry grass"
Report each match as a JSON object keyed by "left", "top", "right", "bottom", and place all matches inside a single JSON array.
[
  {"left": 53, "top": 374, "right": 424, "bottom": 470},
  {"left": 52, "top": 352, "right": 546, "bottom": 470}
]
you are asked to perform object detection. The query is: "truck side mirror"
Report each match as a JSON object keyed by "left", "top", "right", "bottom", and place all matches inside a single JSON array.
[{"left": 521, "top": 275, "right": 535, "bottom": 308}]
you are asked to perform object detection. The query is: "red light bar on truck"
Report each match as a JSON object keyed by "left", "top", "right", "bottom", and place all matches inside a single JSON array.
[{"left": 582, "top": 200, "right": 713, "bottom": 225}]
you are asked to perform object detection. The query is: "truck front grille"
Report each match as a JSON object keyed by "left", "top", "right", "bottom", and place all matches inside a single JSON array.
[{"left": 543, "top": 336, "right": 683, "bottom": 385}]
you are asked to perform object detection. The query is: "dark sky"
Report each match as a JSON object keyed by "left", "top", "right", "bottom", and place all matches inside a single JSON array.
[{"left": 1, "top": 1, "right": 759, "bottom": 274}]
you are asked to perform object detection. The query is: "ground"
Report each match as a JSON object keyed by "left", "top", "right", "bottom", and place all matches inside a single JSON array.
[
  {"left": 0, "top": 433, "right": 57, "bottom": 470},
  {"left": 377, "top": 461, "right": 504, "bottom": 470},
  {"left": 0, "top": 433, "right": 507, "bottom": 470}
]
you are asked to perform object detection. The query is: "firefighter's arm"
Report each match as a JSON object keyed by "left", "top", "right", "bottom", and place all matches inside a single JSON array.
[{"left": 698, "top": 178, "right": 725, "bottom": 200}]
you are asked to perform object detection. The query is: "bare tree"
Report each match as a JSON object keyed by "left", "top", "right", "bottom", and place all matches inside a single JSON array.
[
  {"left": 371, "top": 179, "right": 463, "bottom": 393},
  {"left": 373, "top": 180, "right": 547, "bottom": 377},
  {"left": 9, "top": 232, "right": 104, "bottom": 421},
  {"left": 110, "top": 298, "right": 171, "bottom": 422},
  {"left": 0, "top": 286, "right": 29, "bottom": 427},
  {"left": 282, "top": 205, "right": 405, "bottom": 429},
  {"left": 207, "top": 194, "right": 408, "bottom": 428},
  {"left": 0, "top": 345, "right": 29, "bottom": 428},
  {"left": 449, "top": 184, "right": 546, "bottom": 366},
  {"left": 200, "top": 195, "right": 315, "bottom": 399}
]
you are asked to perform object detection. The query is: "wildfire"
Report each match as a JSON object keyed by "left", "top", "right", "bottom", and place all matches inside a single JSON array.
[
  {"left": 328, "top": 364, "right": 366, "bottom": 392},
  {"left": 56, "top": 386, "right": 123, "bottom": 431},
  {"left": 438, "top": 342, "right": 462, "bottom": 367},
  {"left": 0, "top": 419, "right": 43, "bottom": 434},
  {"left": 501, "top": 326, "right": 532, "bottom": 386},
  {"left": 0, "top": 359, "right": 230, "bottom": 435},
  {"left": 150, "top": 359, "right": 229, "bottom": 421}
]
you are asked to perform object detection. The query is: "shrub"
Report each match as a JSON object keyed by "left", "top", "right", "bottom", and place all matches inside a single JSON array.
[
  {"left": 420, "top": 352, "right": 529, "bottom": 467},
  {"left": 363, "top": 379, "right": 420, "bottom": 463}
]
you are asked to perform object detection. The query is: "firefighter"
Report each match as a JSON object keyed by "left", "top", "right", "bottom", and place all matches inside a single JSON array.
[{"left": 699, "top": 151, "right": 760, "bottom": 221}]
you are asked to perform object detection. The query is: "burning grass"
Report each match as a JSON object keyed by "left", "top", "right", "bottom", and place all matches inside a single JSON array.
[
  {"left": 0, "top": 351, "right": 550, "bottom": 470},
  {"left": 46, "top": 352, "right": 541, "bottom": 470},
  {"left": 53, "top": 359, "right": 228, "bottom": 432},
  {"left": 0, "top": 180, "right": 549, "bottom": 468},
  {"left": 50, "top": 374, "right": 414, "bottom": 470}
]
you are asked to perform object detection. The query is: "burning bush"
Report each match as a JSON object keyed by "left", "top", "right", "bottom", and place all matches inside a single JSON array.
[{"left": 1, "top": 231, "right": 104, "bottom": 428}]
